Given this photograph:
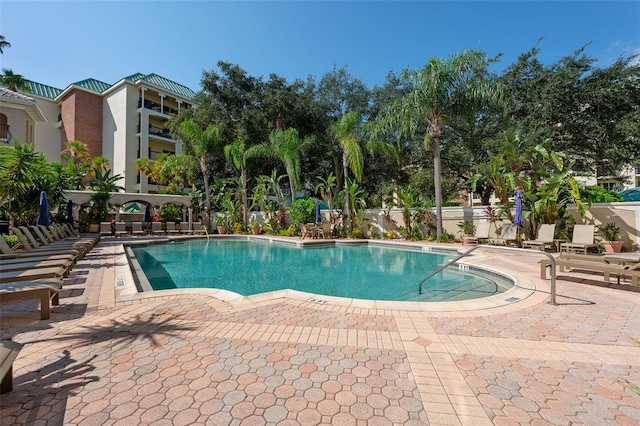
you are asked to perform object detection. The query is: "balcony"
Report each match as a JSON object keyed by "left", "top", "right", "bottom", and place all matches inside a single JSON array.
[
  {"left": 137, "top": 99, "right": 178, "bottom": 116},
  {"left": 0, "top": 124, "right": 10, "bottom": 143},
  {"left": 136, "top": 124, "right": 174, "bottom": 140}
]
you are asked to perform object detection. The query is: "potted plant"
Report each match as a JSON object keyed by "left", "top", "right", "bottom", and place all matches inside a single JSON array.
[
  {"left": 214, "top": 213, "right": 228, "bottom": 235},
  {"left": 598, "top": 222, "right": 623, "bottom": 253},
  {"left": 457, "top": 220, "right": 476, "bottom": 245},
  {"left": 250, "top": 219, "right": 261, "bottom": 235}
]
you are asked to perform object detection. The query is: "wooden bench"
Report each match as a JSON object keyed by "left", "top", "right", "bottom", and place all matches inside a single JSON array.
[
  {"left": 540, "top": 255, "right": 640, "bottom": 286},
  {"left": 0, "top": 279, "right": 63, "bottom": 320},
  {"left": 0, "top": 339, "right": 24, "bottom": 393}
]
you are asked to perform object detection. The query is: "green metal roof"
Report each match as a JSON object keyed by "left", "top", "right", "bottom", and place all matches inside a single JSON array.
[
  {"left": 24, "top": 81, "right": 63, "bottom": 99},
  {"left": 71, "top": 78, "right": 111, "bottom": 94},
  {"left": 25, "top": 72, "right": 195, "bottom": 101},
  {"left": 124, "top": 72, "right": 195, "bottom": 99}
]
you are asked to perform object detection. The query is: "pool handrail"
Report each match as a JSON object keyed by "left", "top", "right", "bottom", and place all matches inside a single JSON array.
[{"left": 418, "top": 245, "right": 558, "bottom": 305}]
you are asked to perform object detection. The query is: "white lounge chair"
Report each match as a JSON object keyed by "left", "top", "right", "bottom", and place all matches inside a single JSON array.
[
  {"left": 522, "top": 224, "right": 556, "bottom": 251},
  {"left": 464, "top": 222, "right": 492, "bottom": 245},
  {"left": 151, "top": 222, "right": 164, "bottom": 235},
  {"left": 131, "top": 222, "right": 145, "bottom": 236},
  {"left": 561, "top": 224, "right": 599, "bottom": 254},
  {"left": 488, "top": 223, "right": 519, "bottom": 246}
]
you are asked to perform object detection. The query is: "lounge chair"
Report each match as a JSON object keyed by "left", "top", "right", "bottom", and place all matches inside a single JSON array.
[
  {"left": 0, "top": 237, "right": 76, "bottom": 263},
  {"left": 131, "top": 222, "right": 145, "bottom": 236},
  {"left": 22, "top": 227, "right": 89, "bottom": 256},
  {"left": 9, "top": 227, "right": 84, "bottom": 259},
  {"left": 166, "top": 222, "right": 180, "bottom": 235},
  {"left": 0, "top": 258, "right": 73, "bottom": 275},
  {"left": 464, "top": 222, "right": 492, "bottom": 245},
  {"left": 522, "top": 224, "right": 556, "bottom": 251},
  {"left": 0, "top": 266, "right": 67, "bottom": 283},
  {"left": 560, "top": 224, "right": 599, "bottom": 254},
  {"left": 0, "top": 278, "right": 63, "bottom": 320},
  {"left": 1, "top": 339, "right": 24, "bottom": 393},
  {"left": 38, "top": 225, "right": 96, "bottom": 249},
  {"left": 100, "top": 222, "right": 112, "bottom": 237},
  {"left": 180, "top": 222, "right": 192, "bottom": 234},
  {"left": 540, "top": 253, "right": 640, "bottom": 286},
  {"left": 488, "top": 223, "right": 519, "bottom": 246},
  {"left": 151, "top": 222, "right": 164, "bottom": 235},
  {"left": 114, "top": 222, "right": 128, "bottom": 238}
]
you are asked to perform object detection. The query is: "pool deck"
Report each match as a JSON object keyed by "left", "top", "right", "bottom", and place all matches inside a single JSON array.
[{"left": 1, "top": 235, "right": 639, "bottom": 425}]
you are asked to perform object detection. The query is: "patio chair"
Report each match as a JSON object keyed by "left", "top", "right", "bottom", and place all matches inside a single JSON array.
[
  {"left": 114, "top": 222, "right": 128, "bottom": 238},
  {"left": 1, "top": 339, "right": 24, "bottom": 392},
  {"left": 151, "top": 222, "right": 164, "bottom": 235},
  {"left": 36, "top": 226, "right": 96, "bottom": 249},
  {"left": 488, "top": 223, "right": 519, "bottom": 246},
  {"left": 26, "top": 226, "right": 91, "bottom": 255},
  {"left": 9, "top": 227, "right": 84, "bottom": 259},
  {"left": 0, "top": 257, "right": 72, "bottom": 275},
  {"left": 0, "top": 278, "right": 63, "bottom": 321},
  {"left": 464, "top": 222, "right": 492, "bottom": 245},
  {"left": 522, "top": 224, "right": 556, "bottom": 251},
  {"left": 166, "top": 222, "right": 180, "bottom": 235},
  {"left": 560, "top": 224, "right": 600, "bottom": 254},
  {"left": 131, "top": 222, "right": 145, "bottom": 236},
  {"left": 0, "top": 237, "right": 76, "bottom": 263},
  {"left": 100, "top": 222, "right": 112, "bottom": 237}
]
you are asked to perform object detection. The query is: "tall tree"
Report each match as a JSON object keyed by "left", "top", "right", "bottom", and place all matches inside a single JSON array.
[
  {"left": 373, "top": 49, "right": 503, "bottom": 236},
  {"left": 178, "top": 119, "right": 226, "bottom": 219},
  {"left": 224, "top": 138, "right": 250, "bottom": 226},
  {"left": 247, "top": 128, "right": 310, "bottom": 203}
]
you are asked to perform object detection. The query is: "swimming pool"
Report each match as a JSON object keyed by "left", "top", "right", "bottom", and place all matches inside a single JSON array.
[{"left": 127, "top": 239, "right": 512, "bottom": 302}]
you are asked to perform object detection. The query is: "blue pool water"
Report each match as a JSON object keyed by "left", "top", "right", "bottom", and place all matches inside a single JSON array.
[{"left": 129, "top": 239, "right": 510, "bottom": 302}]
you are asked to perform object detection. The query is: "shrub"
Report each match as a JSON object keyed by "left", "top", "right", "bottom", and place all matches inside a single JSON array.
[{"left": 3, "top": 234, "right": 19, "bottom": 248}]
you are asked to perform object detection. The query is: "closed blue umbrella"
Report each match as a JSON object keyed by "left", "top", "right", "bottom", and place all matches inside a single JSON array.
[
  {"left": 38, "top": 191, "right": 50, "bottom": 226},
  {"left": 66, "top": 200, "right": 74, "bottom": 225},
  {"left": 315, "top": 199, "right": 321, "bottom": 223},
  {"left": 143, "top": 204, "right": 152, "bottom": 223},
  {"left": 514, "top": 190, "right": 524, "bottom": 226}
]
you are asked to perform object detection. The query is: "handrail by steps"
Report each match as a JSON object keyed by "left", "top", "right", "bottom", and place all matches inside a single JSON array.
[{"left": 418, "top": 245, "right": 558, "bottom": 305}]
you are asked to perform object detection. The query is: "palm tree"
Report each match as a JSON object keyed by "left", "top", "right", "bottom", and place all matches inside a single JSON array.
[
  {"left": 0, "top": 68, "right": 30, "bottom": 92},
  {"left": 0, "top": 141, "right": 48, "bottom": 210},
  {"left": 332, "top": 111, "right": 397, "bottom": 231},
  {"left": 0, "top": 35, "right": 10, "bottom": 54},
  {"left": 178, "top": 119, "right": 226, "bottom": 220},
  {"left": 247, "top": 128, "right": 309, "bottom": 203},
  {"left": 374, "top": 49, "right": 503, "bottom": 237},
  {"left": 224, "top": 138, "right": 250, "bottom": 226},
  {"left": 314, "top": 173, "right": 337, "bottom": 223}
]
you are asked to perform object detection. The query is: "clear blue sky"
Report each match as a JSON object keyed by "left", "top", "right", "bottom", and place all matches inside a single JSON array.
[{"left": 1, "top": 1, "right": 639, "bottom": 92}]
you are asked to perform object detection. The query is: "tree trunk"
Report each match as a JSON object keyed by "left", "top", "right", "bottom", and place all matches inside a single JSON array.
[
  {"left": 342, "top": 151, "right": 350, "bottom": 233},
  {"left": 289, "top": 176, "right": 296, "bottom": 203},
  {"left": 201, "top": 156, "right": 211, "bottom": 230},
  {"left": 241, "top": 169, "right": 248, "bottom": 227},
  {"left": 433, "top": 137, "right": 443, "bottom": 238}
]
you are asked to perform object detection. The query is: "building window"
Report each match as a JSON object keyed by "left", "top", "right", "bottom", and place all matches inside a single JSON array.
[
  {"left": 601, "top": 182, "right": 619, "bottom": 191},
  {"left": 0, "top": 114, "right": 8, "bottom": 142}
]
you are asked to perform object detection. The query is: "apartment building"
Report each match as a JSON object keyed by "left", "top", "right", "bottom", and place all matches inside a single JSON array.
[{"left": 0, "top": 73, "right": 195, "bottom": 194}]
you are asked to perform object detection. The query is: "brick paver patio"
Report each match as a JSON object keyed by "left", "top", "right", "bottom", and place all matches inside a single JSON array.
[{"left": 1, "top": 236, "right": 639, "bottom": 425}]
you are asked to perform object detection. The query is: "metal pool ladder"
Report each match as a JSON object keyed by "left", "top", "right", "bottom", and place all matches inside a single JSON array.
[{"left": 418, "top": 245, "right": 558, "bottom": 304}]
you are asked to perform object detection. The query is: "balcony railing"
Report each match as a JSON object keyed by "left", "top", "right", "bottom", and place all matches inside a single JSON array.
[
  {"left": 0, "top": 124, "right": 10, "bottom": 142},
  {"left": 137, "top": 99, "right": 178, "bottom": 115}
]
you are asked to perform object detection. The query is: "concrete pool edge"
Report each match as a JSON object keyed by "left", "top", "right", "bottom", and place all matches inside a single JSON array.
[{"left": 114, "top": 236, "right": 542, "bottom": 313}]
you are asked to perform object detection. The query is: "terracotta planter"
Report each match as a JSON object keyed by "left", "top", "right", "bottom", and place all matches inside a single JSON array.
[
  {"left": 602, "top": 240, "right": 623, "bottom": 253},
  {"left": 252, "top": 228, "right": 260, "bottom": 235},
  {"left": 217, "top": 226, "right": 227, "bottom": 235},
  {"left": 462, "top": 235, "right": 476, "bottom": 246}
]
